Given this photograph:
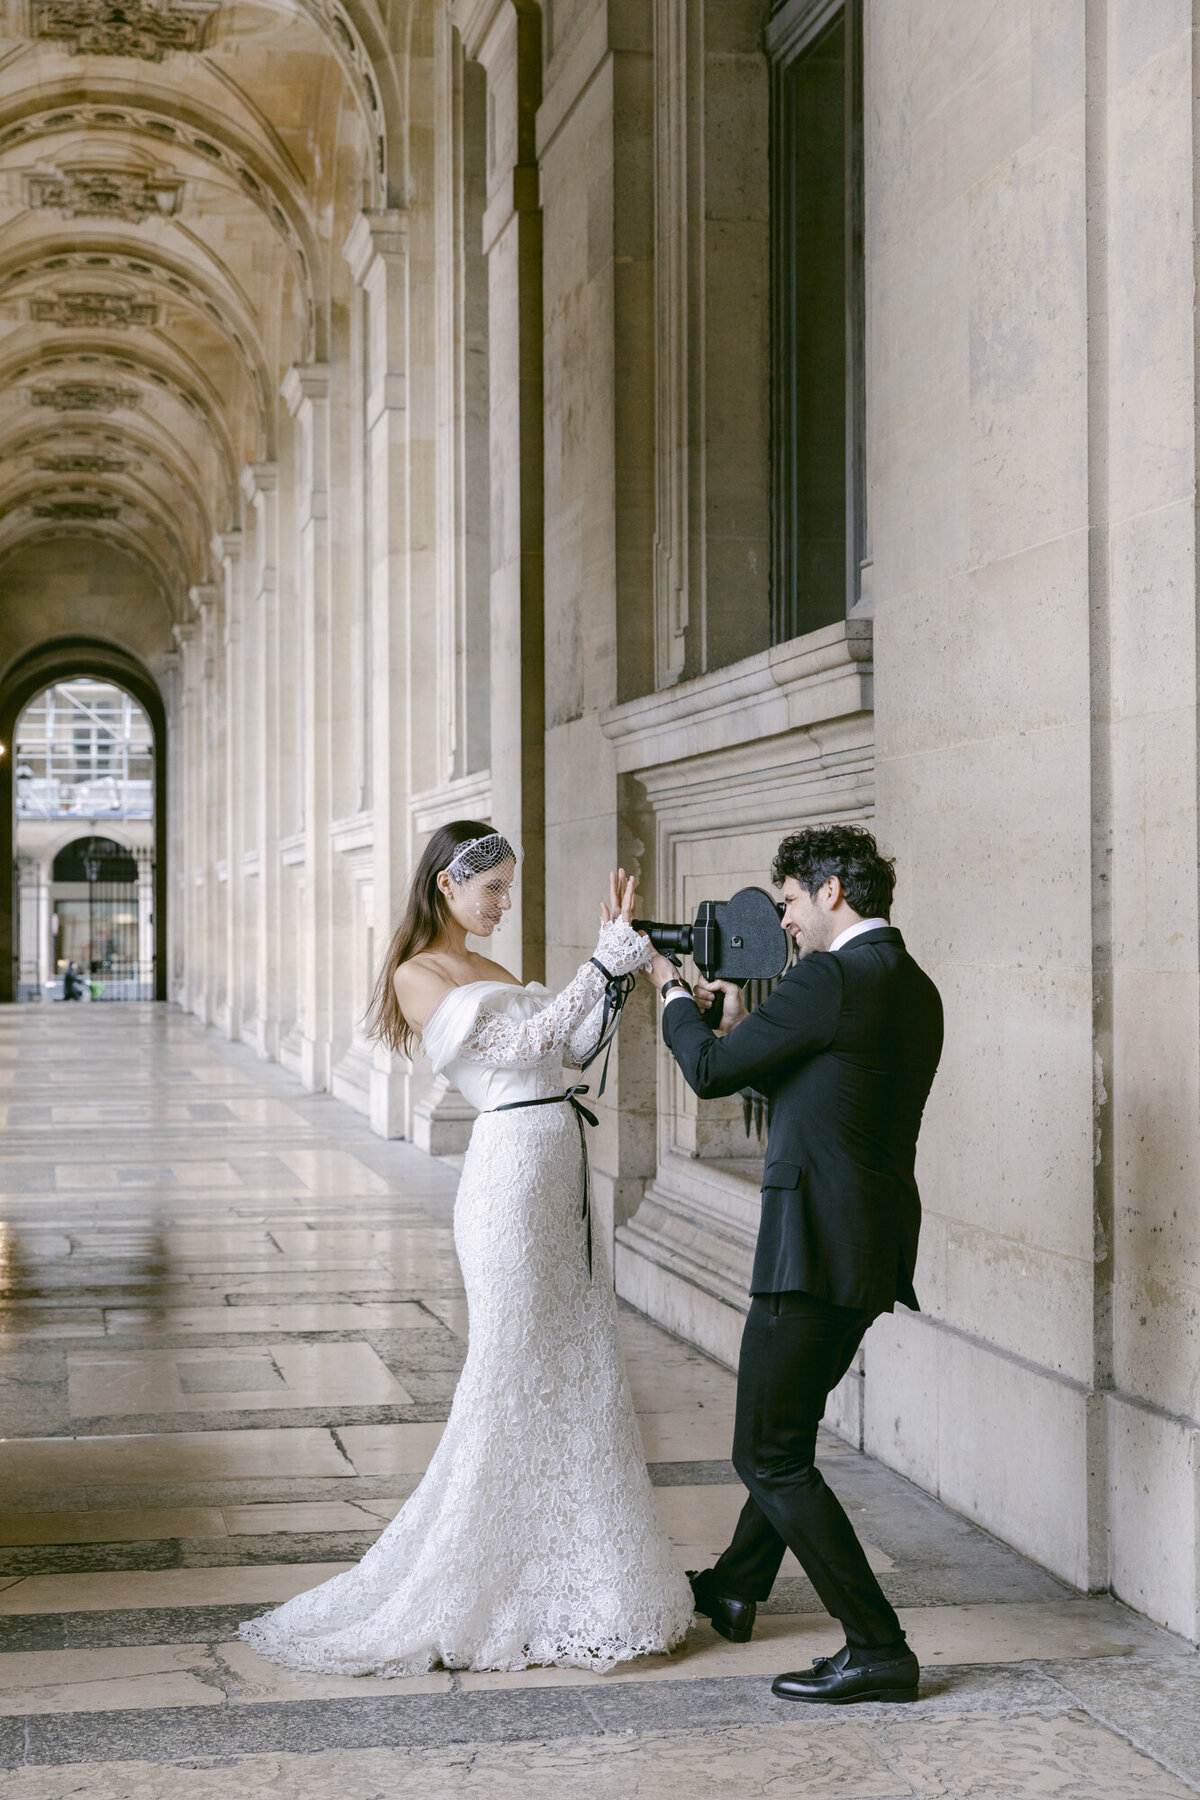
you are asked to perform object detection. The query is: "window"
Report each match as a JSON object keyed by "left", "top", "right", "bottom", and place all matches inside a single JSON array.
[{"left": 768, "top": 0, "right": 864, "bottom": 643}]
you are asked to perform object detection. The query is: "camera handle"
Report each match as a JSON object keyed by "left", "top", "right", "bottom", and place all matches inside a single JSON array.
[{"left": 701, "top": 989, "right": 725, "bottom": 1031}]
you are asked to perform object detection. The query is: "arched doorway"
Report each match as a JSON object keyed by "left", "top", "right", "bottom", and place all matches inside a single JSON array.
[{"left": 0, "top": 639, "right": 167, "bottom": 1003}]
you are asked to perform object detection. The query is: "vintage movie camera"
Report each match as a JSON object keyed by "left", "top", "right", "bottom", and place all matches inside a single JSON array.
[{"left": 633, "top": 887, "right": 789, "bottom": 1029}]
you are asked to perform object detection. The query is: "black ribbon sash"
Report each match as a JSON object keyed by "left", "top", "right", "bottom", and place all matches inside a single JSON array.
[
  {"left": 486, "top": 957, "right": 637, "bottom": 1280},
  {"left": 490, "top": 1082, "right": 600, "bottom": 1276}
]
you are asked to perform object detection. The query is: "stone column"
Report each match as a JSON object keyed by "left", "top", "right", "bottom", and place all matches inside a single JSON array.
[
  {"left": 281, "top": 364, "right": 333, "bottom": 1091},
  {"left": 240, "top": 462, "right": 280, "bottom": 1058},
  {"left": 214, "top": 530, "right": 242, "bottom": 1039},
  {"left": 172, "top": 615, "right": 201, "bottom": 1013},
  {"left": 345, "top": 209, "right": 412, "bottom": 1140},
  {"left": 456, "top": 0, "right": 545, "bottom": 982},
  {"left": 197, "top": 577, "right": 225, "bottom": 1028}
]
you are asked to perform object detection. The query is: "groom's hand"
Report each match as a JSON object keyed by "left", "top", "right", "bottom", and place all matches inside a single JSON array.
[
  {"left": 644, "top": 950, "right": 679, "bottom": 992},
  {"left": 693, "top": 977, "right": 745, "bottom": 1032}
]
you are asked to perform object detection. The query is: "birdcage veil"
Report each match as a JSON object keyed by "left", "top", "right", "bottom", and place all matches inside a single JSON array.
[
  {"left": 442, "top": 831, "right": 522, "bottom": 932},
  {"left": 443, "top": 832, "right": 520, "bottom": 885}
]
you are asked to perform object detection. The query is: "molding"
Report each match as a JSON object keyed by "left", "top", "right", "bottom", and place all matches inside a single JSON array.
[
  {"left": 240, "top": 460, "right": 278, "bottom": 502},
  {"left": 281, "top": 362, "right": 330, "bottom": 417},
  {"left": 343, "top": 208, "right": 408, "bottom": 285},
  {"left": 214, "top": 858, "right": 227, "bottom": 882},
  {"left": 601, "top": 618, "right": 873, "bottom": 776},
  {"left": 241, "top": 849, "right": 260, "bottom": 876},
  {"left": 764, "top": 0, "right": 844, "bottom": 62},
  {"left": 536, "top": 3, "right": 610, "bottom": 160},
  {"left": 279, "top": 830, "right": 306, "bottom": 866},
  {"left": 450, "top": 0, "right": 509, "bottom": 61},
  {"left": 330, "top": 808, "right": 373, "bottom": 854},
  {"left": 409, "top": 769, "right": 492, "bottom": 836}
]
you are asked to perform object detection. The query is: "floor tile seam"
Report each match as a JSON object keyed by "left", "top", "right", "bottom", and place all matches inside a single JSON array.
[
  {"left": 0, "top": 1668, "right": 1090, "bottom": 1769},
  {"left": 1036, "top": 1665, "right": 1200, "bottom": 1796}
]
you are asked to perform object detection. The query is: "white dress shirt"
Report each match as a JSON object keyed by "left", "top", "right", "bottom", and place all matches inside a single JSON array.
[{"left": 828, "top": 916, "right": 890, "bottom": 954}]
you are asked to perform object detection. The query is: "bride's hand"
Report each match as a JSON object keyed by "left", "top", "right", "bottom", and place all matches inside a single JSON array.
[{"left": 600, "top": 868, "right": 637, "bottom": 926}]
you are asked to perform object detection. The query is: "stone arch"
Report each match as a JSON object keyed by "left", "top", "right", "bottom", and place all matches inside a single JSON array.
[{"left": 0, "top": 638, "right": 168, "bottom": 1001}]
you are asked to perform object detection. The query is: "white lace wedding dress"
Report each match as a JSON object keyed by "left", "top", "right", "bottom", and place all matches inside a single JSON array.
[{"left": 240, "top": 917, "right": 694, "bottom": 1676}]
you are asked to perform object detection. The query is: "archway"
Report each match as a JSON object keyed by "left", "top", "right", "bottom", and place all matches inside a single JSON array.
[{"left": 0, "top": 638, "right": 167, "bottom": 1002}]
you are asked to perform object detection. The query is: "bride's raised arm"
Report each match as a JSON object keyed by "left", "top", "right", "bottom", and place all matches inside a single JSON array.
[{"left": 458, "top": 916, "right": 649, "bottom": 1068}]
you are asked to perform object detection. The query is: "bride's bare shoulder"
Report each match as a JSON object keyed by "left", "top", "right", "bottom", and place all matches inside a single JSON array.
[{"left": 393, "top": 953, "right": 458, "bottom": 1028}]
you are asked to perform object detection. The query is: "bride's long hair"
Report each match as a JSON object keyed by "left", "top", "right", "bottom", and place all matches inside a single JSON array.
[{"left": 366, "top": 818, "right": 493, "bottom": 1057}]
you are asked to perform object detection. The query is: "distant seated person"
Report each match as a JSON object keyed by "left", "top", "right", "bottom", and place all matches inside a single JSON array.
[{"left": 63, "top": 962, "right": 85, "bottom": 1002}]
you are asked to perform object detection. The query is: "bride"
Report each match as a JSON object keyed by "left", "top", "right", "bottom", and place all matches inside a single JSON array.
[{"left": 240, "top": 819, "right": 694, "bottom": 1676}]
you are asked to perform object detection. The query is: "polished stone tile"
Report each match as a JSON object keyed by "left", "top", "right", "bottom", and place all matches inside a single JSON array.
[
  {"left": 69, "top": 1353, "right": 417, "bottom": 1418},
  {"left": 460, "top": 1598, "right": 1177, "bottom": 1692},
  {"left": 635, "top": 1411, "right": 738, "bottom": 1463},
  {"left": 0, "top": 1308, "right": 106, "bottom": 1340},
  {"left": 419, "top": 1293, "right": 469, "bottom": 1337},
  {"left": 0, "top": 1561, "right": 353, "bottom": 1614},
  {"left": 67, "top": 1343, "right": 413, "bottom": 1417},
  {"left": 651, "top": 1483, "right": 893, "bottom": 1577},
  {"left": 11, "top": 1705, "right": 1183, "bottom": 1799},
  {"left": 213, "top": 1638, "right": 451, "bottom": 1701},
  {"left": 0, "top": 1508, "right": 226, "bottom": 1547},
  {"left": 272, "top": 1151, "right": 394, "bottom": 1195},
  {"left": 102, "top": 1302, "right": 431, "bottom": 1334},
  {"left": 0, "top": 1428, "right": 354, "bottom": 1491},
  {"left": 337, "top": 1422, "right": 447, "bottom": 1476},
  {"left": 0, "top": 1644, "right": 223, "bottom": 1715},
  {"left": 219, "top": 1501, "right": 388, "bottom": 1535}
]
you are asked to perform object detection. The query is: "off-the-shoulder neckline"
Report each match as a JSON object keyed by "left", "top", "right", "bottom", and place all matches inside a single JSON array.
[{"left": 420, "top": 977, "right": 543, "bottom": 1040}]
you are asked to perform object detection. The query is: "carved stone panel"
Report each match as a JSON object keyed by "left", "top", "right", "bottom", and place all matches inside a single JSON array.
[
  {"left": 30, "top": 499, "right": 121, "bottom": 519},
  {"left": 34, "top": 451, "right": 131, "bottom": 472},
  {"left": 31, "top": 382, "right": 141, "bottom": 411},
  {"left": 26, "top": 167, "right": 183, "bottom": 222},
  {"left": 30, "top": 291, "right": 158, "bottom": 329},
  {"left": 29, "top": 0, "right": 219, "bottom": 61}
]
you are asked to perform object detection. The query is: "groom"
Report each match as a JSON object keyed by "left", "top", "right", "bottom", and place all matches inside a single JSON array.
[{"left": 644, "top": 824, "right": 943, "bottom": 1704}]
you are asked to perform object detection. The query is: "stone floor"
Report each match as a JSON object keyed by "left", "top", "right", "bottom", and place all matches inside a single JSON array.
[{"left": 0, "top": 1004, "right": 1197, "bottom": 1799}]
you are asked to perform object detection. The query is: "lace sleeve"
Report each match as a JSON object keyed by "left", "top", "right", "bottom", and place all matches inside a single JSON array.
[
  {"left": 458, "top": 918, "right": 650, "bottom": 1068},
  {"left": 567, "top": 993, "right": 607, "bottom": 1069}
]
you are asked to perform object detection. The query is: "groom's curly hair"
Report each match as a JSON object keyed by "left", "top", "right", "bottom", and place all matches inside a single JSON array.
[{"left": 772, "top": 823, "right": 896, "bottom": 920}]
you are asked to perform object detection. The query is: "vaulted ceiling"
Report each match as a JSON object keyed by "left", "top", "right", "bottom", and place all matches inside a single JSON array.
[{"left": 0, "top": 0, "right": 404, "bottom": 665}]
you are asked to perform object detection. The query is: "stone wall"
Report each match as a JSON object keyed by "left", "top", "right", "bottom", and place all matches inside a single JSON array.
[
  {"left": 0, "top": 0, "right": 1195, "bottom": 1645},
  {"left": 868, "top": 3, "right": 1200, "bottom": 1640}
]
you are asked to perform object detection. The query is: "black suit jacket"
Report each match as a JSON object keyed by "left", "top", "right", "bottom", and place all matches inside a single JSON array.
[{"left": 662, "top": 926, "right": 943, "bottom": 1316}]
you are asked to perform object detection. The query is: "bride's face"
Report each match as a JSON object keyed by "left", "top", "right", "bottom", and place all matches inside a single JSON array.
[{"left": 444, "top": 858, "right": 516, "bottom": 936}]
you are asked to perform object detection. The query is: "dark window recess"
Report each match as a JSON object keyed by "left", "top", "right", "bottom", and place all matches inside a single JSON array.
[
  {"left": 52, "top": 836, "right": 137, "bottom": 884},
  {"left": 768, "top": 0, "right": 865, "bottom": 644}
]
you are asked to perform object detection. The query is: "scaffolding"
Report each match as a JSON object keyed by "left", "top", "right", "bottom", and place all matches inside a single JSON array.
[{"left": 15, "top": 682, "right": 153, "bottom": 821}]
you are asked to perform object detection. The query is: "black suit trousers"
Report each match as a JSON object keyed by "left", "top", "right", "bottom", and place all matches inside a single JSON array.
[{"left": 712, "top": 1291, "right": 905, "bottom": 1651}]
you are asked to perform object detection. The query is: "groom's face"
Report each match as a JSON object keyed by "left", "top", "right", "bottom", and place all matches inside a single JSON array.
[{"left": 780, "top": 876, "right": 838, "bottom": 958}]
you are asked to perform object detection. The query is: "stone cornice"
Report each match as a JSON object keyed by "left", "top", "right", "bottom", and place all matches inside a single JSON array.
[{"left": 600, "top": 618, "right": 873, "bottom": 774}]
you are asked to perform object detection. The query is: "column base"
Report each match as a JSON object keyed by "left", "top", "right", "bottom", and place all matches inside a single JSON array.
[
  {"left": 412, "top": 1073, "right": 477, "bottom": 1156},
  {"left": 299, "top": 1034, "right": 329, "bottom": 1092},
  {"left": 331, "top": 1040, "right": 374, "bottom": 1117},
  {"left": 615, "top": 1151, "right": 863, "bottom": 1440}
]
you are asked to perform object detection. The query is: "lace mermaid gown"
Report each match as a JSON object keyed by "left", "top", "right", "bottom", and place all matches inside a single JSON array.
[{"left": 239, "top": 918, "right": 693, "bottom": 1676}]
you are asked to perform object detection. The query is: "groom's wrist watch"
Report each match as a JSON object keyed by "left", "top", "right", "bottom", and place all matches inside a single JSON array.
[{"left": 660, "top": 978, "right": 692, "bottom": 1001}]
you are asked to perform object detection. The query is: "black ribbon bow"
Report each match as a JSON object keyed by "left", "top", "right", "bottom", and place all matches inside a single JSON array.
[{"left": 489, "top": 957, "right": 636, "bottom": 1278}]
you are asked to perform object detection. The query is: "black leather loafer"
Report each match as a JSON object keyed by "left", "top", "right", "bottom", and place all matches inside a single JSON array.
[
  {"left": 771, "top": 1642, "right": 919, "bottom": 1704},
  {"left": 687, "top": 1568, "right": 756, "bottom": 1644}
]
